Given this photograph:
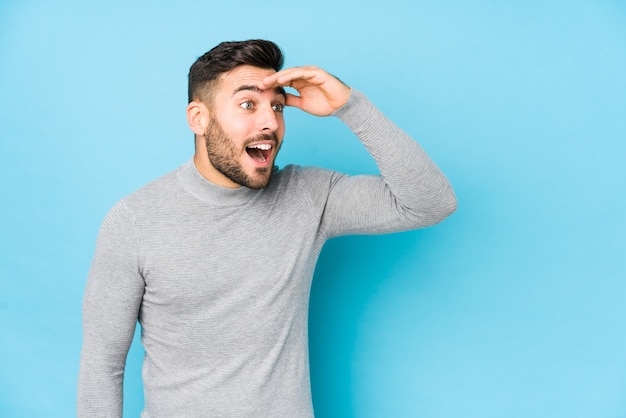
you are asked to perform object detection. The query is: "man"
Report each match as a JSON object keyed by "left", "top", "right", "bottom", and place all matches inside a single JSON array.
[{"left": 78, "top": 39, "right": 456, "bottom": 417}]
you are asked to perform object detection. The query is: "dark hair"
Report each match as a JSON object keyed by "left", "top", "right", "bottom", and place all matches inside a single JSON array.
[{"left": 188, "top": 39, "right": 284, "bottom": 103}]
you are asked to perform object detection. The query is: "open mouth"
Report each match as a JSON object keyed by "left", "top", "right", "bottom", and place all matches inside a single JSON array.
[{"left": 246, "top": 143, "right": 273, "bottom": 163}]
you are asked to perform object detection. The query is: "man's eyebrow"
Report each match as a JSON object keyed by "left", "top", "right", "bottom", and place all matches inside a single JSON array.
[{"left": 232, "top": 85, "right": 286, "bottom": 98}]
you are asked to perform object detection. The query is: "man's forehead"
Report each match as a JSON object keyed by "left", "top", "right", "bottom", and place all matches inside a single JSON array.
[
  {"left": 218, "top": 65, "right": 285, "bottom": 97},
  {"left": 231, "top": 84, "right": 286, "bottom": 98},
  {"left": 221, "top": 65, "right": 274, "bottom": 83}
]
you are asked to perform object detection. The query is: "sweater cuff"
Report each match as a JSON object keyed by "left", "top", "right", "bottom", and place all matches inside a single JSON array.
[{"left": 331, "top": 89, "right": 377, "bottom": 133}]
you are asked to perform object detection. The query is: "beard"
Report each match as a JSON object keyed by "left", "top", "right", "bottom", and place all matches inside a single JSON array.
[{"left": 203, "top": 117, "right": 281, "bottom": 189}]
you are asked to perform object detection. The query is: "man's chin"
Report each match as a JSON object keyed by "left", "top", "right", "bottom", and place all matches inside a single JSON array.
[
  {"left": 244, "top": 164, "right": 275, "bottom": 187},
  {"left": 246, "top": 172, "right": 273, "bottom": 189}
]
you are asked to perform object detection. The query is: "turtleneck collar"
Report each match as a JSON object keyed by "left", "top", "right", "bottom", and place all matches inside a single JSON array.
[{"left": 177, "top": 158, "right": 261, "bottom": 206}]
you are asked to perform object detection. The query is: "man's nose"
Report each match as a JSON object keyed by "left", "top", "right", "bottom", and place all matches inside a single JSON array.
[{"left": 259, "top": 106, "right": 279, "bottom": 132}]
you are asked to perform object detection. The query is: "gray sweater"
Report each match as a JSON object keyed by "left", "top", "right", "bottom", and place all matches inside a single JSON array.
[{"left": 78, "top": 90, "right": 457, "bottom": 417}]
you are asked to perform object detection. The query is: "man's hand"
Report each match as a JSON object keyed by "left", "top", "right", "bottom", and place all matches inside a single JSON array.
[{"left": 258, "top": 66, "right": 351, "bottom": 116}]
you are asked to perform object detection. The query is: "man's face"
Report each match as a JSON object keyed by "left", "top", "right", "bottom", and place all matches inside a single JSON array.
[{"left": 202, "top": 65, "right": 286, "bottom": 189}]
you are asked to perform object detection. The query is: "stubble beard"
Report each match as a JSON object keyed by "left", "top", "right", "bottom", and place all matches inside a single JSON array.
[{"left": 204, "top": 117, "right": 280, "bottom": 190}]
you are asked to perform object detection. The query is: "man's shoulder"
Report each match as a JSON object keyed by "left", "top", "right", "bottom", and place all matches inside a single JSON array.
[
  {"left": 275, "top": 164, "right": 335, "bottom": 184},
  {"left": 115, "top": 162, "right": 187, "bottom": 210},
  {"left": 271, "top": 164, "right": 342, "bottom": 209},
  {"left": 271, "top": 164, "right": 339, "bottom": 195}
]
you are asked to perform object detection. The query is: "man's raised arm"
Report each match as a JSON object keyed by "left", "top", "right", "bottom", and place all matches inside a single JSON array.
[{"left": 259, "top": 66, "right": 457, "bottom": 235}]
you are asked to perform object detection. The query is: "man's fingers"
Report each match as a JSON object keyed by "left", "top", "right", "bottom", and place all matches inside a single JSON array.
[
  {"left": 284, "top": 92, "right": 303, "bottom": 109},
  {"left": 259, "top": 65, "right": 350, "bottom": 115},
  {"left": 259, "top": 66, "right": 325, "bottom": 89}
]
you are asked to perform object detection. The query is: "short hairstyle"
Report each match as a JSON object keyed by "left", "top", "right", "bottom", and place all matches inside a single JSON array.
[{"left": 188, "top": 39, "right": 284, "bottom": 104}]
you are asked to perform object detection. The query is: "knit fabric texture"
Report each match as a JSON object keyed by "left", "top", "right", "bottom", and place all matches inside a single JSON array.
[{"left": 78, "top": 90, "right": 457, "bottom": 417}]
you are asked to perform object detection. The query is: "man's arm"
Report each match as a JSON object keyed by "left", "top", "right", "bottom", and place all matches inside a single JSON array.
[
  {"left": 78, "top": 201, "right": 145, "bottom": 417},
  {"left": 259, "top": 67, "right": 457, "bottom": 236},
  {"left": 323, "top": 88, "right": 456, "bottom": 235}
]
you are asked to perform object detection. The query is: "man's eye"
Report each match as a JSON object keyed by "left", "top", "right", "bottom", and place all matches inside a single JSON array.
[
  {"left": 240, "top": 101, "right": 254, "bottom": 110},
  {"left": 272, "top": 103, "right": 285, "bottom": 113}
]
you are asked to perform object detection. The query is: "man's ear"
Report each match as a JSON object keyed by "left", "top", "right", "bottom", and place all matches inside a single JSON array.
[{"left": 187, "top": 101, "right": 210, "bottom": 136}]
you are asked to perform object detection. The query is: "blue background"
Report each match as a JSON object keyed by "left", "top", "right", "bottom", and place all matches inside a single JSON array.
[{"left": 1, "top": 0, "right": 625, "bottom": 416}]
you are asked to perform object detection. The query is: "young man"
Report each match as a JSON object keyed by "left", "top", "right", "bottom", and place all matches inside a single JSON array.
[{"left": 78, "top": 39, "right": 456, "bottom": 417}]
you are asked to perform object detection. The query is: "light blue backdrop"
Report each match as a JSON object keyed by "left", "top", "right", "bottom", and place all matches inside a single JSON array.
[{"left": 1, "top": 0, "right": 625, "bottom": 417}]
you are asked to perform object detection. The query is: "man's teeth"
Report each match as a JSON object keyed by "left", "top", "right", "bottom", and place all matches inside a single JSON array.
[{"left": 247, "top": 144, "right": 272, "bottom": 150}]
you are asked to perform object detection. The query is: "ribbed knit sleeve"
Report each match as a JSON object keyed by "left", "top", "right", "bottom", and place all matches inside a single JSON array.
[
  {"left": 316, "top": 89, "right": 457, "bottom": 238},
  {"left": 78, "top": 201, "right": 145, "bottom": 417}
]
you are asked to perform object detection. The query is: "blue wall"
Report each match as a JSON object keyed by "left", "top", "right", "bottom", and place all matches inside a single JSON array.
[{"left": 1, "top": 0, "right": 625, "bottom": 416}]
